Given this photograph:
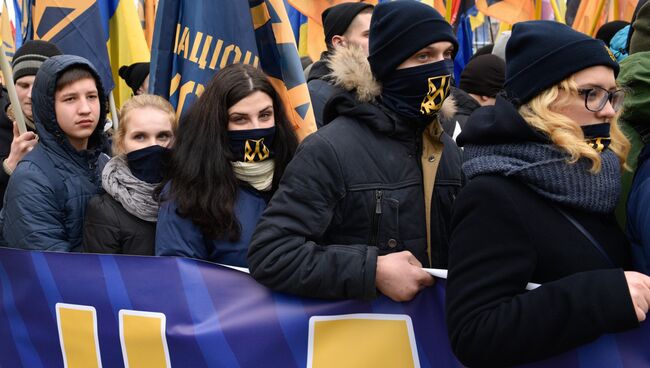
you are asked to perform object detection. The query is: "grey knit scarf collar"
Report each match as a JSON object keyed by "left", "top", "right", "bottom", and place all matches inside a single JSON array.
[
  {"left": 102, "top": 155, "right": 159, "bottom": 222},
  {"left": 463, "top": 142, "right": 621, "bottom": 213}
]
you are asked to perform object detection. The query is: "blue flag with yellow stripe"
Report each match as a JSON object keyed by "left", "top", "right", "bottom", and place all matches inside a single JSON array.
[
  {"left": 150, "top": 0, "right": 315, "bottom": 140},
  {"left": 27, "top": 0, "right": 114, "bottom": 92}
]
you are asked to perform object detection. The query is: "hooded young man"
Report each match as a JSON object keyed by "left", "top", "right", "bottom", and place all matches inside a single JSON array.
[
  {"left": 248, "top": 0, "right": 463, "bottom": 302},
  {"left": 0, "top": 55, "right": 109, "bottom": 252},
  {"left": 0, "top": 40, "right": 62, "bottom": 209},
  {"left": 307, "top": 2, "right": 373, "bottom": 128}
]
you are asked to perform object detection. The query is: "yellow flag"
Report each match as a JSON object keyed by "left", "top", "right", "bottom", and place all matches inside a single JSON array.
[{"left": 106, "top": 0, "right": 150, "bottom": 109}]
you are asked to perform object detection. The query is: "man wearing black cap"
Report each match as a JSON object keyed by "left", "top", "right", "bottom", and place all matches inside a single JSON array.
[
  {"left": 307, "top": 2, "right": 373, "bottom": 128},
  {"left": 0, "top": 40, "right": 62, "bottom": 209},
  {"left": 249, "top": 1, "right": 463, "bottom": 302}
]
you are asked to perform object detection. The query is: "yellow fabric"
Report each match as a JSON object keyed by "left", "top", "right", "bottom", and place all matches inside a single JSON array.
[
  {"left": 0, "top": 1, "right": 15, "bottom": 61},
  {"left": 107, "top": 0, "right": 150, "bottom": 110},
  {"left": 421, "top": 120, "right": 444, "bottom": 267}
]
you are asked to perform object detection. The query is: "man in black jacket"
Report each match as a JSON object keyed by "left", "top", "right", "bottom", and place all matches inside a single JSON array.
[
  {"left": 248, "top": 0, "right": 463, "bottom": 302},
  {"left": 307, "top": 2, "right": 373, "bottom": 128}
]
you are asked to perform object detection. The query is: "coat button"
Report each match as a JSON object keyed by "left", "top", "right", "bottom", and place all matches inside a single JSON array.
[
  {"left": 387, "top": 238, "right": 397, "bottom": 248},
  {"left": 428, "top": 154, "right": 436, "bottom": 162}
]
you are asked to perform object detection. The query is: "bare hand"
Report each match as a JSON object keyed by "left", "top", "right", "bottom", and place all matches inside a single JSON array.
[
  {"left": 5, "top": 122, "right": 37, "bottom": 172},
  {"left": 625, "top": 271, "right": 650, "bottom": 322},
  {"left": 375, "top": 251, "right": 434, "bottom": 302}
]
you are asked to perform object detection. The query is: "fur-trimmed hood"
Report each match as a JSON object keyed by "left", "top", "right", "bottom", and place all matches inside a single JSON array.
[{"left": 324, "top": 46, "right": 456, "bottom": 120}]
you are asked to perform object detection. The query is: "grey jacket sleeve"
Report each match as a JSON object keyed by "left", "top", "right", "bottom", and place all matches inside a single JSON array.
[{"left": 247, "top": 133, "right": 378, "bottom": 300}]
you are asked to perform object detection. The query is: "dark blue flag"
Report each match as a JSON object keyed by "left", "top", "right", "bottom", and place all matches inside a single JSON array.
[
  {"left": 27, "top": 0, "right": 114, "bottom": 92},
  {"left": 150, "top": 0, "right": 315, "bottom": 140}
]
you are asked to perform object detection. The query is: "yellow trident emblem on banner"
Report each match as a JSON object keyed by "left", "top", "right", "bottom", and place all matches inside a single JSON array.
[
  {"left": 244, "top": 138, "right": 270, "bottom": 162},
  {"left": 420, "top": 74, "right": 451, "bottom": 115}
]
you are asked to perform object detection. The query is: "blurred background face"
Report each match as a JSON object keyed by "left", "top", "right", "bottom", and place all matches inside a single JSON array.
[
  {"left": 333, "top": 10, "right": 372, "bottom": 55},
  {"left": 15, "top": 75, "right": 35, "bottom": 120},
  {"left": 120, "top": 106, "right": 174, "bottom": 154},
  {"left": 227, "top": 91, "right": 275, "bottom": 131}
]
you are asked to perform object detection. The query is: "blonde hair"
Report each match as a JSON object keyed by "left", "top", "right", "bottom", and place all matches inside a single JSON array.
[
  {"left": 113, "top": 94, "right": 178, "bottom": 155},
  {"left": 518, "top": 76, "right": 630, "bottom": 173}
]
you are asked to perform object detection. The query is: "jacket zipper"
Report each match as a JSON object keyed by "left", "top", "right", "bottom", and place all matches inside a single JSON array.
[{"left": 369, "top": 190, "right": 383, "bottom": 246}]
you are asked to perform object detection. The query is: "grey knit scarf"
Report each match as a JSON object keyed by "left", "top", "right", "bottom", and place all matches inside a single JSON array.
[
  {"left": 102, "top": 156, "right": 159, "bottom": 222},
  {"left": 463, "top": 142, "right": 621, "bottom": 213}
]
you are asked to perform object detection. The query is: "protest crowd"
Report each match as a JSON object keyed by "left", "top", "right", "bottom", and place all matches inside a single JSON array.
[{"left": 1, "top": 0, "right": 650, "bottom": 366}]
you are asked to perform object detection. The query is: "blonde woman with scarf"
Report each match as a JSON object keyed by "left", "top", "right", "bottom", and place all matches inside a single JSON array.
[
  {"left": 155, "top": 63, "right": 298, "bottom": 267},
  {"left": 83, "top": 94, "right": 177, "bottom": 255}
]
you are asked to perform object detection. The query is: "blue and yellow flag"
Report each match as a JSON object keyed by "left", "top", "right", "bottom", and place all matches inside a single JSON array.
[
  {"left": 23, "top": 0, "right": 149, "bottom": 105},
  {"left": 28, "top": 0, "right": 114, "bottom": 92},
  {"left": 151, "top": 0, "right": 315, "bottom": 140},
  {"left": 97, "top": 0, "right": 150, "bottom": 108}
]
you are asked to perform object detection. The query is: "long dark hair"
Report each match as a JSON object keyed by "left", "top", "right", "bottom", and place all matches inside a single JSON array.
[{"left": 161, "top": 63, "right": 298, "bottom": 241}]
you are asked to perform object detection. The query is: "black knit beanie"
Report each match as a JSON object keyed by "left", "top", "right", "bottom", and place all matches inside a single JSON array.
[
  {"left": 505, "top": 20, "right": 619, "bottom": 106},
  {"left": 12, "top": 40, "right": 62, "bottom": 81},
  {"left": 459, "top": 54, "right": 505, "bottom": 97},
  {"left": 368, "top": 0, "right": 458, "bottom": 82},
  {"left": 119, "top": 62, "right": 150, "bottom": 94},
  {"left": 322, "top": 2, "right": 374, "bottom": 48}
]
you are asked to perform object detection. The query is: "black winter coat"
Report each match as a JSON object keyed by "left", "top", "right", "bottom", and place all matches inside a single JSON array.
[
  {"left": 248, "top": 46, "right": 463, "bottom": 300},
  {"left": 306, "top": 55, "right": 338, "bottom": 129},
  {"left": 83, "top": 193, "right": 156, "bottom": 255},
  {"left": 446, "top": 98, "right": 638, "bottom": 367}
]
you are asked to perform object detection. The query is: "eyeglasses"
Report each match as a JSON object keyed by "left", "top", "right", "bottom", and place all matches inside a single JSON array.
[{"left": 577, "top": 86, "right": 625, "bottom": 113}]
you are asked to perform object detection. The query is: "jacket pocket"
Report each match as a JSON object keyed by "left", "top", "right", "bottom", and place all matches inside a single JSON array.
[{"left": 369, "top": 189, "right": 400, "bottom": 252}]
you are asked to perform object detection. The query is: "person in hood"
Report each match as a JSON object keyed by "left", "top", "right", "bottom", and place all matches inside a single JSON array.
[
  {"left": 0, "top": 40, "right": 62, "bottom": 209},
  {"left": 445, "top": 21, "right": 646, "bottom": 367},
  {"left": 83, "top": 94, "right": 176, "bottom": 255},
  {"left": 248, "top": 0, "right": 463, "bottom": 302},
  {"left": 307, "top": 2, "right": 373, "bottom": 128},
  {"left": 155, "top": 63, "right": 298, "bottom": 267},
  {"left": 0, "top": 55, "right": 109, "bottom": 252}
]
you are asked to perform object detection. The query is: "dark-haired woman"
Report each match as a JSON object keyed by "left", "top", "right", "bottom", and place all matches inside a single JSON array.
[{"left": 155, "top": 63, "right": 298, "bottom": 267}]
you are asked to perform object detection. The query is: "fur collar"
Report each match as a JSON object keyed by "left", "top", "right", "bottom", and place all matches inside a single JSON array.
[{"left": 326, "top": 46, "right": 457, "bottom": 119}]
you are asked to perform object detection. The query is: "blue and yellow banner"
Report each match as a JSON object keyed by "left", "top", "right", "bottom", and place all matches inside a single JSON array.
[
  {"left": 28, "top": 0, "right": 115, "bottom": 92},
  {"left": 150, "top": 0, "right": 315, "bottom": 141},
  {"left": 1, "top": 247, "right": 650, "bottom": 367}
]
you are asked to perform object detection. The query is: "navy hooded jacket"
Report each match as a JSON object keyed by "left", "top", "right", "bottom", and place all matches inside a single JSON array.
[{"left": 0, "top": 55, "right": 108, "bottom": 252}]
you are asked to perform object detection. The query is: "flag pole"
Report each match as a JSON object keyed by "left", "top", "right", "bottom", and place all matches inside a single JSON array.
[
  {"left": 0, "top": 45, "right": 27, "bottom": 134},
  {"left": 109, "top": 91, "right": 119, "bottom": 130},
  {"left": 590, "top": 0, "right": 608, "bottom": 36},
  {"left": 534, "top": 0, "right": 543, "bottom": 20},
  {"left": 549, "top": 0, "right": 565, "bottom": 23},
  {"left": 445, "top": 0, "right": 453, "bottom": 23}
]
